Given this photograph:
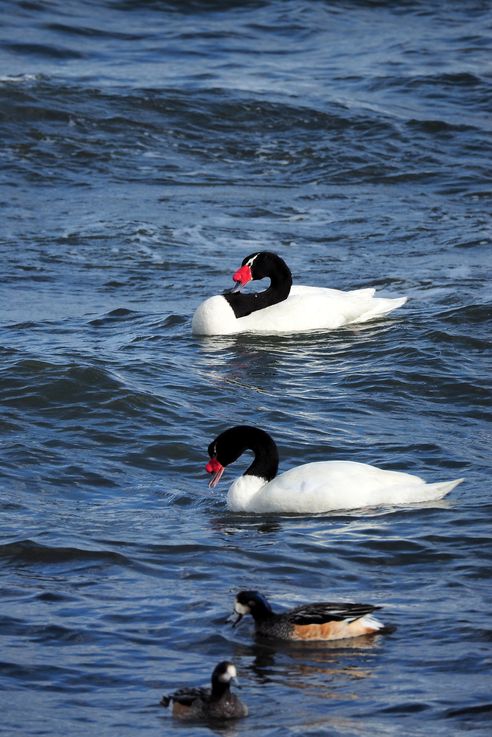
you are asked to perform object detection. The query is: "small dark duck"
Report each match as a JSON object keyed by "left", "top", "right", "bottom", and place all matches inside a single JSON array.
[
  {"left": 160, "top": 661, "right": 248, "bottom": 720},
  {"left": 232, "top": 590, "right": 387, "bottom": 641}
]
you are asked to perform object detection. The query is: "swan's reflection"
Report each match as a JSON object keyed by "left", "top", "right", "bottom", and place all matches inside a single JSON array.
[
  {"left": 195, "top": 320, "right": 395, "bottom": 358},
  {"left": 194, "top": 321, "right": 397, "bottom": 397},
  {"left": 208, "top": 495, "right": 451, "bottom": 541}
]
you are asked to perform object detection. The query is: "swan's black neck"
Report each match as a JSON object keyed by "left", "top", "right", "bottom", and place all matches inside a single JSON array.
[
  {"left": 224, "top": 252, "right": 292, "bottom": 319},
  {"left": 209, "top": 426, "right": 279, "bottom": 481}
]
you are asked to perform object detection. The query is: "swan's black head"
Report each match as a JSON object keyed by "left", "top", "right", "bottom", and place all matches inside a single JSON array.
[
  {"left": 205, "top": 427, "right": 245, "bottom": 489},
  {"left": 205, "top": 426, "right": 279, "bottom": 489},
  {"left": 232, "top": 590, "right": 273, "bottom": 626},
  {"left": 230, "top": 251, "right": 291, "bottom": 290}
]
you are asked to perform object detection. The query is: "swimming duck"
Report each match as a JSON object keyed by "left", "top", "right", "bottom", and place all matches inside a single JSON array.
[
  {"left": 231, "top": 590, "right": 386, "bottom": 641},
  {"left": 160, "top": 661, "right": 248, "bottom": 721},
  {"left": 205, "top": 426, "right": 464, "bottom": 513},
  {"left": 191, "top": 251, "right": 407, "bottom": 335}
]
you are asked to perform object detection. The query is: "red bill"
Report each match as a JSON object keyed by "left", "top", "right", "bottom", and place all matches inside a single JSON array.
[{"left": 206, "top": 457, "right": 224, "bottom": 488}]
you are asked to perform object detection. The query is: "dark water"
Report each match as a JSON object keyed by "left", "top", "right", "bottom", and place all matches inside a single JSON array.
[{"left": 1, "top": 1, "right": 491, "bottom": 735}]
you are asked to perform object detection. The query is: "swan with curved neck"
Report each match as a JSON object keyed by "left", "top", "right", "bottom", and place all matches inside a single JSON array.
[
  {"left": 205, "top": 426, "right": 464, "bottom": 514},
  {"left": 192, "top": 251, "right": 407, "bottom": 335}
]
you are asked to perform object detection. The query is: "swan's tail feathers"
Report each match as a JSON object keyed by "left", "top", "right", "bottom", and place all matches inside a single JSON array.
[
  {"left": 356, "top": 295, "right": 408, "bottom": 323},
  {"left": 389, "top": 295, "right": 408, "bottom": 310},
  {"left": 425, "top": 477, "right": 465, "bottom": 499},
  {"left": 349, "top": 287, "right": 376, "bottom": 298}
]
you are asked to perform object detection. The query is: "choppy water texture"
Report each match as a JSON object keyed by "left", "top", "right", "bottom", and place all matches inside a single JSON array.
[{"left": 1, "top": 1, "right": 491, "bottom": 735}]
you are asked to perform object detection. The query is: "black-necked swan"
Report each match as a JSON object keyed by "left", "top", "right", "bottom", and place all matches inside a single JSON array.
[
  {"left": 192, "top": 251, "right": 407, "bottom": 335},
  {"left": 205, "top": 426, "right": 464, "bottom": 513}
]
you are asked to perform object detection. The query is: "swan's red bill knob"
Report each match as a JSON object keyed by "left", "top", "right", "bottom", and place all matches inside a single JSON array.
[
  {"left": 206, "top": 457, "right": 225, "bottom": 489},
  {"left": 232, "top": 264, "right": 252, "bottom": 286}
]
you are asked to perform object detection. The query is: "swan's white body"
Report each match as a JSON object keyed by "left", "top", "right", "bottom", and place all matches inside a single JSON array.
[
  {"left": 225, "top": 461, "right": 463, "bottom": 513},
  {"left": 192, "top": 286, "right": 407, "bottom": 336}
]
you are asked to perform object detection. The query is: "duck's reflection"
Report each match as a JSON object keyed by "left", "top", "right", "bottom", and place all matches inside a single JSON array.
[
  {"left": 210, "top": 515, "right": 283, "bottom": 536},
  {"left": 169, "top": 720, "right": 240, "bottom": 737},
  {"left": 229, "top": 634, "right": 382, "bottom": 699}
]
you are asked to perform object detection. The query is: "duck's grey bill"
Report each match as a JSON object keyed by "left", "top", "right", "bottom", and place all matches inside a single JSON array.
[{"left": 230, "top": 611, "right": 243, "bottom": 628}]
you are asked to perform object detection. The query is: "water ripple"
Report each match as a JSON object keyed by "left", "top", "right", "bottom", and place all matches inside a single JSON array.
[{"left": 1, "top": 0, "right": 491, "bottom": 735}]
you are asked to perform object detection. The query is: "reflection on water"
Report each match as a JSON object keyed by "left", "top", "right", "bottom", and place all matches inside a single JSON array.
[
  {"left": 2, "top": 0, "right": 490, "bottom": 733},
  {"left": 210, "top": 516, "right": 284, "bottom": 537},
  {"left": 231, "top": 634, "right": 381, "bottom": 698},
  {"left": 194, "top": 321, "right": 412, "bottom": 448}
]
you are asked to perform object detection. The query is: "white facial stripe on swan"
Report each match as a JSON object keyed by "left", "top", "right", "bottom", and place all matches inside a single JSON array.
[
  {"left": 234, "top": 601, "right": 250, "bottom": 615},
  {"left": 245, "top": 253, "right": 259, "bottom": 268}
]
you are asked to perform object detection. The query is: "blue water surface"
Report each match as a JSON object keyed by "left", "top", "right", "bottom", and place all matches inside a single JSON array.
[{"left": 0, "top": 1, "right": 491, "bottom": 735}]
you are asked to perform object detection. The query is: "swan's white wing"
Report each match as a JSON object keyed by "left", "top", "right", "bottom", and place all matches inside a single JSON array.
[
  {"left": 192, "top": 286, "right": 406, "bottom": 335},
  {"left": 236, "top": 288, "right": 406, "bottom": 334},
  {"left": 245, "top": 461, "right": 462, "bottom": 513}
]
